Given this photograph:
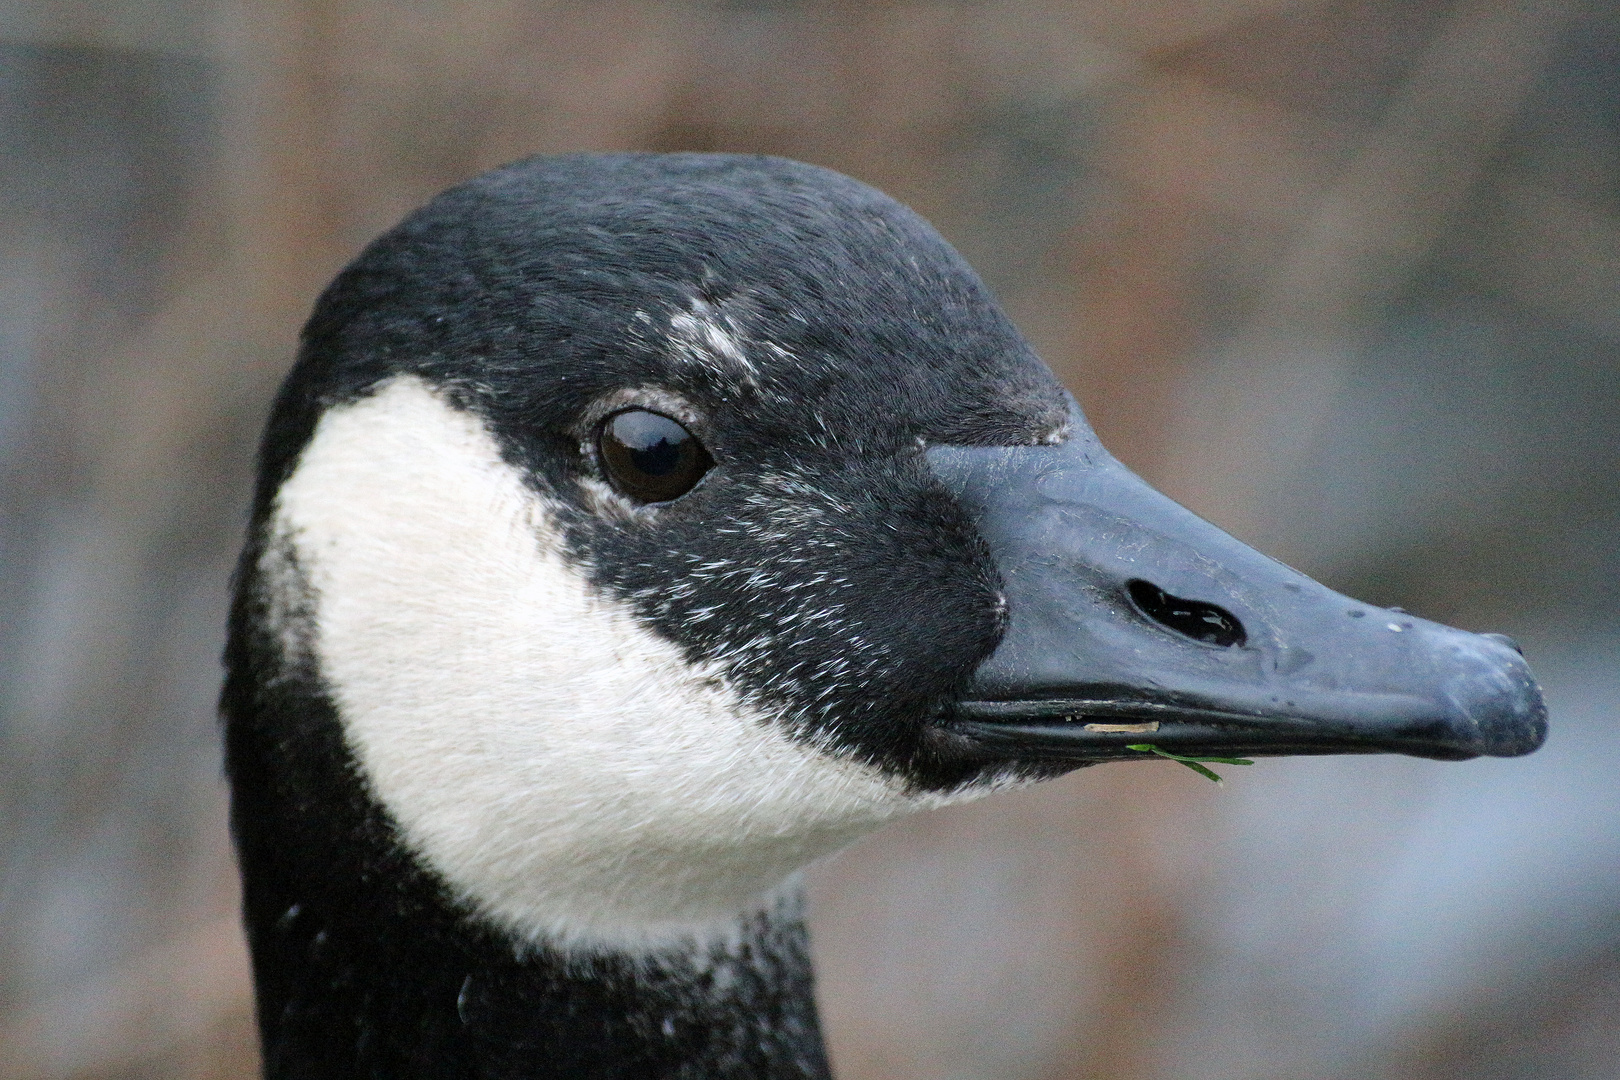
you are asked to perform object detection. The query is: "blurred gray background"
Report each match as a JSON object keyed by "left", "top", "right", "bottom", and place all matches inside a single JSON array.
[{"left": 1, "top": 0, "right": 1616, "bottom": 1077}]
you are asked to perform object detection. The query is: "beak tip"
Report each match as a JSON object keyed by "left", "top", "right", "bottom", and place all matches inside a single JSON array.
[
  {"left": 1446, "top": 637, "right": 1549, "bottom": 758},
  {"left": 1474, "top": 691, "right": 1549, "bottom": 759}
]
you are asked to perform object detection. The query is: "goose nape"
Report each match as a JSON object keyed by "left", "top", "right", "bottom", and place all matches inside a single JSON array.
[{"left": 222, "top": 152, "right": 1547, "bottom": 1079}]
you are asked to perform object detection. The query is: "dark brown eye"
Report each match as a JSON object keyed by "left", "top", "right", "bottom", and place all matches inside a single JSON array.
[{"left": 597, "top": 409, "right": 713, "bottom": 503}]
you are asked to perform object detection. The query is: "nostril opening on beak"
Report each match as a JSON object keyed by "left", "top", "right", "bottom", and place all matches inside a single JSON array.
[{"left": 1127, "top": 579, "right": 1247, "bottom": 648}]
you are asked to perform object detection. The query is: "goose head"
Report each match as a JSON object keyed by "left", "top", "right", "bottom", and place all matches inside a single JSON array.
[{"left": 224, "top": 153, "right": 1545, "bottom": 1063}]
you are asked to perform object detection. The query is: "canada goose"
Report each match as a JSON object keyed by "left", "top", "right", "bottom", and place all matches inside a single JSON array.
[{"left": 222, "top": 152, "right": 1546, "bottom": 1078}]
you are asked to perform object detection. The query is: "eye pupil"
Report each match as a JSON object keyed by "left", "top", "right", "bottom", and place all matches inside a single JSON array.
[
  {"left": 598, "top": 409, "right": 713, "bottom": 503},
  {"left": 628, "top": 434, "right": 680, "bottom": 477}
]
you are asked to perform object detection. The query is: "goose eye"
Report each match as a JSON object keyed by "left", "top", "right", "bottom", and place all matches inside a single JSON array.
[{"left": 597, "top": 409, "right": 714, "bottom": 503}]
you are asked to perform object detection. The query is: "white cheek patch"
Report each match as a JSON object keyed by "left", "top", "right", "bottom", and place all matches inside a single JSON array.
[{"left": 267, "top": 376, "right": 979, "bottom": 952}]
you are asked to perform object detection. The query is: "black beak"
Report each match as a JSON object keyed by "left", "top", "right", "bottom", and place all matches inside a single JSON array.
[{"left": 926, "top": 400, "right": 1547, "bottom": 765}]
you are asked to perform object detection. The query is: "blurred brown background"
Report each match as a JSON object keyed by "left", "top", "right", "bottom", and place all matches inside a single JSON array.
[{"left": 2, "top": 0, "right": 1617, "bottom": 1077}]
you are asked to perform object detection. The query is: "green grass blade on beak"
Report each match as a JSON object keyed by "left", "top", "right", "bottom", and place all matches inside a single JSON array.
[{"left": 1125, "top": 744, "right": 1255, "bottom": 785}]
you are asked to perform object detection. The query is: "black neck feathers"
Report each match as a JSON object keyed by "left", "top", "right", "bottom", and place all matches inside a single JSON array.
[{"left": 242, "top": 883, "right": 828, "bottom": 1080}]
